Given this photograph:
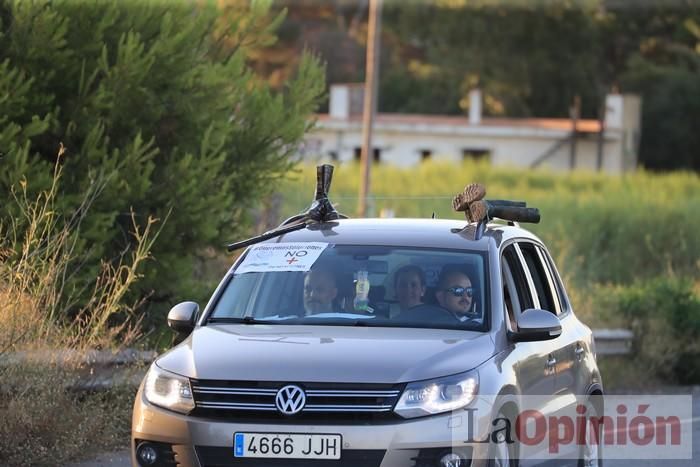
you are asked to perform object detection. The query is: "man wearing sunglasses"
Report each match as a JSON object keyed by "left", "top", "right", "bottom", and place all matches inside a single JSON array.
[{"left": 435, "top": 266, "right": 478, "bottom": 322}]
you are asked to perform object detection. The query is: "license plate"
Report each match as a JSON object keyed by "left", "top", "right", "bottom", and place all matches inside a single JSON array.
[{"left": 234, "top": 432, "right": 342, "bottom": 459}]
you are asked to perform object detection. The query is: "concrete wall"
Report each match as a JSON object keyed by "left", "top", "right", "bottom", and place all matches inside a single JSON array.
[
  {"left": 302, "top": 85, "right": 640, "bottom": 174},
  {"left": 305, "top": 124, "right": 626, "bottom": 173}
]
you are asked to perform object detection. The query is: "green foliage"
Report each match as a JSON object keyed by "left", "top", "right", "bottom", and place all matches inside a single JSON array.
[
  {"left": 616, "top": 278, "right": 700, "bottom": 336},
  {"left": 614, "top": 278, "right": 700, "bottom": 383},
  {"left": 622, "top": 55, "right": 700, "bottom": 171},
  {"left": 382, "top": 1, "right": 603, "bottom": 118},
  {"left": 0, "top": 1, "right": 325, "bottom": 320}
]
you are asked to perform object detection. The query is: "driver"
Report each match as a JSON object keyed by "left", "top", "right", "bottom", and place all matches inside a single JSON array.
[
  {"left": 303, "top": 268, "right": 338, "bottom": 315},
  {"left": 435, "top": 266, "right": 478, "bottom": 322}
]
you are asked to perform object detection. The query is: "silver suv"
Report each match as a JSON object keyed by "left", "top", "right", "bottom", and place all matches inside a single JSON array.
[{"left": 131, "top": 167, "right": 603, "bottom": 467}]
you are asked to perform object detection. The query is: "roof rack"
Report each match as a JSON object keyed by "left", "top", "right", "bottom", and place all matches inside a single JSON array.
[
  {"left": 452, "top": 183, "right": 540, "bottom": 240},
  {"left": 227, "top": 164, "right": 347, "bottom": 252}
]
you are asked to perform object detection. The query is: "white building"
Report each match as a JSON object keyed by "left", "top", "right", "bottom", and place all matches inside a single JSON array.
[{"left": 301, "top": 83, "right": 642, "bottom": 173}]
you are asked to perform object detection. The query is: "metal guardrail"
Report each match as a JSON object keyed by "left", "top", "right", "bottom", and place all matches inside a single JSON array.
[
  {"left": 1, "top": 348, "right": 157, "bottom": 391},
  {"left": 2, "top": 348, "right": 157, "bottom": 366},
  {"left": 593, "top": 328, "right": 634, "bottom": 356}
]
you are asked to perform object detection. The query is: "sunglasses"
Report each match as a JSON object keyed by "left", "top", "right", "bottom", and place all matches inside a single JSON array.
[{"left": 444, "top": 286, "right": 474, "bottom": 298}]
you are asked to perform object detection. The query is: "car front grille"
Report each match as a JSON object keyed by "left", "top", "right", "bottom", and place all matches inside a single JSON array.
[
  {"left": 194, "top": 446, "right": 386, "bottom": 467},
  {"left": 190, "top": 380, "right": 404, "bottom": 424}
]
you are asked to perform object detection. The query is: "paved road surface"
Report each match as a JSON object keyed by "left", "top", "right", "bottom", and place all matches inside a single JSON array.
[{"left": 68, "top": 450, "right": 130, "bottom": 467}]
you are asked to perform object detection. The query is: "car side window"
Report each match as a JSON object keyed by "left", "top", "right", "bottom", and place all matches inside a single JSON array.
[
  {"left": 502, "top": 244, "right": 534, "bottom": 311},
  {"left": 537, "top": 246, "right": 570, "bottom": 314},
  {"left": 501, "top": 257, "right": 521, "bottom": 331},
  {"left": 518, "top": 242, "right": 558, "bottom": 315}
]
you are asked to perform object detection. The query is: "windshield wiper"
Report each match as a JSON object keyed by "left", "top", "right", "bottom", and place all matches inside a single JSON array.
[
  {"left": 207, "top": 316, "right": 278, "bottom": 325},
  {"left": 301, "top": 318, "right": 377, "bottom": 327}
]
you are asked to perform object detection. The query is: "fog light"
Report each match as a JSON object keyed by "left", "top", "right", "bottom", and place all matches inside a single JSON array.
[
  {"left": 136, "top": 443, "right": 158, "bottom": 466},
  {"left": 439, "top": 452, "right": 463, "bottom": 467}
]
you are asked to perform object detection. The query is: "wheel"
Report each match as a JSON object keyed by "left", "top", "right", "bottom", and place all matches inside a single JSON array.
[
  {"left": 487, "top": 407, "right": 518, "bottom": 467},
  {"left": 578, "top": 396, "right": 604, "bottom": 467}
]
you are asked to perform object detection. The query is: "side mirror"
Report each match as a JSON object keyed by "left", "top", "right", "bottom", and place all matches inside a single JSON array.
[
  {"left": 509, "top": 308, "right": 562, "bottom": 342},
  {"left": 167, "top": 301, "right": 199, "bottom": 335}
]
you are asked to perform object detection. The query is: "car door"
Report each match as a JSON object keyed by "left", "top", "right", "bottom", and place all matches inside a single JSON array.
[
  {"left": 537, "top": 245, "right": 595, "bottom": 398},
  {"left": 516, "top": 242, "right": 574, "bottom": 395},
  {"left": 501, "top": 243, "right": 556, "bottom": 397},
  {"left": 517, "top": 242, "right": 585, "bottom": 461}
]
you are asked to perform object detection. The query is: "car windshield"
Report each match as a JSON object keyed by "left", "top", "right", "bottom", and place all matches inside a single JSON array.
[{"left": 208, "top": 242, "right": 489, "bottom": 331}]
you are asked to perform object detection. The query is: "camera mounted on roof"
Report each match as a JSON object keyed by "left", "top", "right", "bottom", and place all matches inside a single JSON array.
[
  {"left": 452, "top": 183, "right": 540, "bottom": 238},
  {"left": 227, "top": 164, "right": 347, "bottom": 252},
  {"left": 279, "top": 164, "right": 346, "bottom": 226}
]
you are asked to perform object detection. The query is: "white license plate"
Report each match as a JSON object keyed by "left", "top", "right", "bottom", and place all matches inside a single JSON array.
[{"left": 234, "top": 432, "right": 342, "bottom": 459}]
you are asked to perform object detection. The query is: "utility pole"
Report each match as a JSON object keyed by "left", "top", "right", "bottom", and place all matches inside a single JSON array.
[
  {"left": 596, "top": 100, "right": 606, "bottom": 171},
  {"left": 569, "top": 95, "right": 581, "bottom": 170},
  {"left": 357, "top": 0, "right": 382, "bottom": 217}
]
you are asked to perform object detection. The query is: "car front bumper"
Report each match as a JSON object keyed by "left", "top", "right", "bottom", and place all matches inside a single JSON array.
[{"left": 132, "top": 385, "right": 497, "bottom": 467}]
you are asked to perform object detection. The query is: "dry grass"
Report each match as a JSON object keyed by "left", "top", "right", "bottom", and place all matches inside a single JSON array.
[{"left": 0, "top": 153, "right": 162, "bottom": 465}]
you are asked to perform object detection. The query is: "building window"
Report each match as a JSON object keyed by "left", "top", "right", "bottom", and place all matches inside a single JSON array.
[
  {"left": 354, "top": 147, "right": 382, "bottom": 163},
  {"left": 420, "top": 149, "right": 432, "bottom": 161},
  {"left": 462, "top": 148, "right": 491, "bottom": 161}
]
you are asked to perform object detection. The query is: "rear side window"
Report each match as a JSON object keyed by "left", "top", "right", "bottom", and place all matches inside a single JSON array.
[
  {"left": 518, "top": 242, "right": 558, "bottom": 315},
  {"left": 502, "top": 245, "right": 533, "bottom": 311},
  {"left": 538, "top": 246, "right": 570, "bottom": 314}
]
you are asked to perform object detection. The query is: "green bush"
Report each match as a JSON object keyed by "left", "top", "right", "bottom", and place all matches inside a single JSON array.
[
  {"left": 614, "top": 278, "right": 700, "bottom": 383},
  {"left": 0, "top": 0, "right": 325, "bottom": 323}
]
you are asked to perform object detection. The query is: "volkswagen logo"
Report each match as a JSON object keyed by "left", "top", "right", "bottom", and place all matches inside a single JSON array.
[{"left": 275, "top": 385, "right": 306, "bottom": 415}]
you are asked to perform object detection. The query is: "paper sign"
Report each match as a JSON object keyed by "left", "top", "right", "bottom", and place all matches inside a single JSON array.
[{"left": 234, "top": 242, "right": 329, "bottom": 274}]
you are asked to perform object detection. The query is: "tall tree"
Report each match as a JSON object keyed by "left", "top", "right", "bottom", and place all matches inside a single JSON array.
[
  {"left": 0, "top": 0, "right": 325, "bottom": 319},
  {"left": 606, "top": 2, "right": 700, "bottom": 171}
]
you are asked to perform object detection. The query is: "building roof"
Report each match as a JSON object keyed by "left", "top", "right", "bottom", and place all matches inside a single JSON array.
[{"left": 316, "top": 113, "right": 602, "bottom": 134}]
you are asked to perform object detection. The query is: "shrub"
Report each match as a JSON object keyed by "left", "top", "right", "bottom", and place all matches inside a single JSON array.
[{"left": 614, "top": 278, "right": 700, "bottom": 383}]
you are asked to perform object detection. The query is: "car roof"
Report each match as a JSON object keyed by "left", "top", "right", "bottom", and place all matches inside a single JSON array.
[{"left": 269, "top": 218, "right": 541, "bottom": 251}]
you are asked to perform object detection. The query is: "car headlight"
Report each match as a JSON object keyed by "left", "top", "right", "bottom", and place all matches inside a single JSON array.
[
  {"left": 144, "top": 363, "right": 195, "bottom": 414},
  {"left": 394, "top": 371, "right": 478, "bottom": 419}
]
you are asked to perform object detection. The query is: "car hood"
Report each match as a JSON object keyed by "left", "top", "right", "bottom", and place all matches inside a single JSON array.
[{"left": 156, "top": 325, "right": 496, "bottom": 383}]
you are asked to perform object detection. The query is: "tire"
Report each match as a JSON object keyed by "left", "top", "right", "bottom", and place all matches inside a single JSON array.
[
  {"left": 487, "top": 407, "right": 519, "bottom": 467},
  {"left": 578, "top": 395, "right": 604, "bottom": 467}
]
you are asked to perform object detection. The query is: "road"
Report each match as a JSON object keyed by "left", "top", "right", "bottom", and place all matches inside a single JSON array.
[{"left": 69, "top": 388, "right": 700, "bottom": 467}]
